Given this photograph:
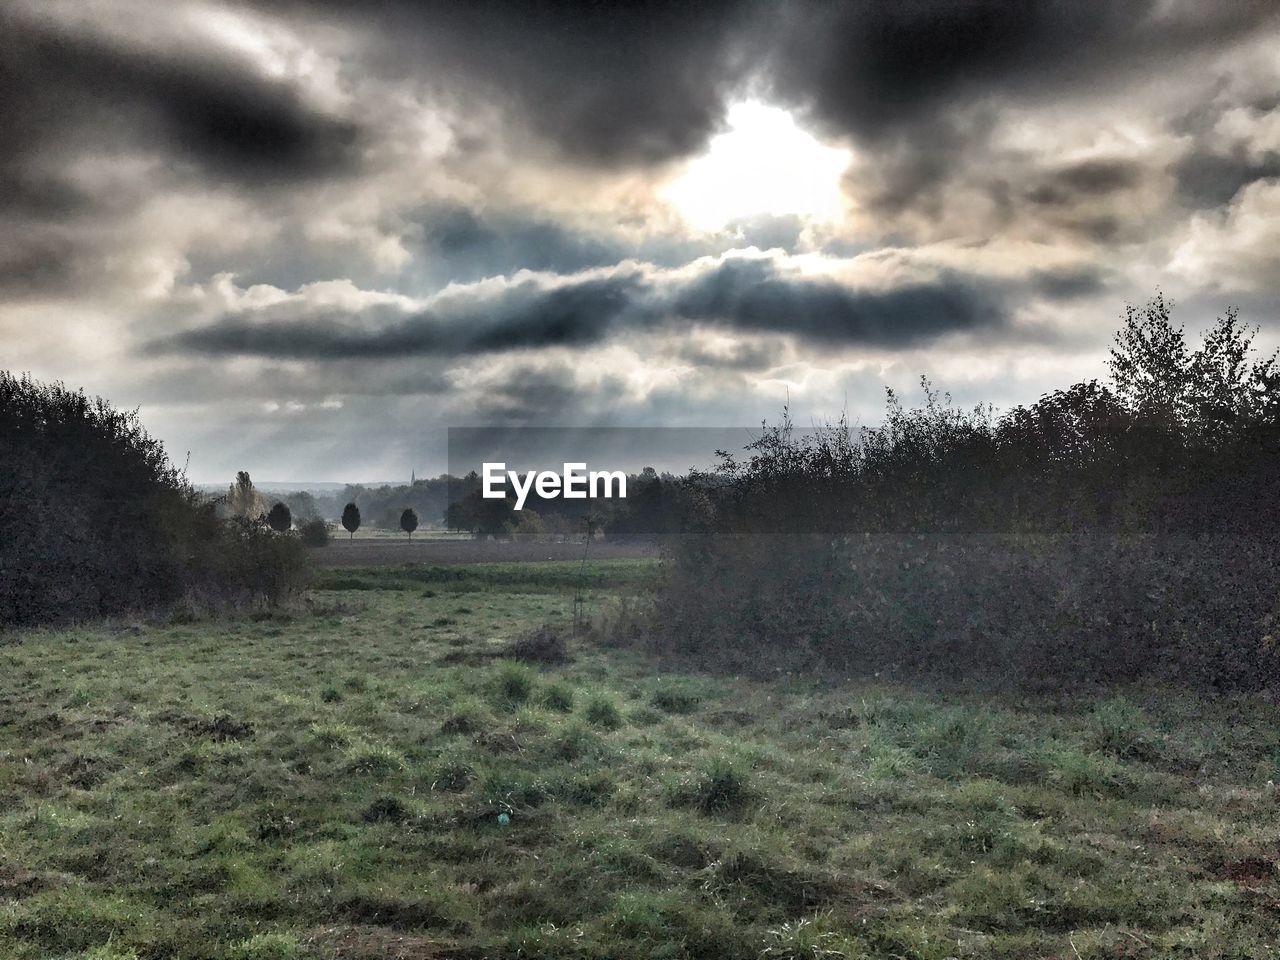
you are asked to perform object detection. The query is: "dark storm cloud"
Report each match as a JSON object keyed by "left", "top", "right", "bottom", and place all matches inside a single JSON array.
[
  {"left": 671, "top": 258, "right": 1005, "bottom": 346},
  {"left": 0, "top": 238, "right": 78, "bottom": 297},
  {"left": 464, "top": 366, "right": 617, "bottom": 422},
  {"left": 168, "top": 271, "right": 649, "bottom": 360},
  {"left": 676, "top": 339, "right": 781, "bottom": 372},
  {"left": 245, "top": 0, "right": 1275, "bottom": 187},
  {"left": 1171, "top": 149, "right": 1280, "bottom": 209},
  {"left": 1026, "top": 159, "right": 1145, "bottom": 206},
  {"left": 767, "top": 1, "right": 1273, "bottom": 140},
  {"left": 0, "top": 10, "right": 360, "bottom": 196},
  {"left": 765, "top": 1, "right": 1277, "bottom": 215},
  {"left": 260, "top": 0, "right": 753, "bottom": 168},
  {"left": 162, "top": 257, "right": 1010, "bottom": 361}
]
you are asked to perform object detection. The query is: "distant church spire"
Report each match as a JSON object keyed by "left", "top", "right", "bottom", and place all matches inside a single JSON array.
[{"left": 411, "top": 469, "right": 415, "bottom": 485}]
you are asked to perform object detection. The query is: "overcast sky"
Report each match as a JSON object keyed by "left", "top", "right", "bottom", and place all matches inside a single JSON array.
[{"left": 3, "top": 0, "right": 1279, "bottom": 482}]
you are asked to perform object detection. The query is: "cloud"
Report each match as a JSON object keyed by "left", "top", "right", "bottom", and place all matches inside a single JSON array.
[
  {"left": 407, "top": 205, "right": 630, "bottom": 284},
  {"left": 1171, "top": 179, "right": 1280, "bottom": 291},
  {"left": 767, "top": 1, "right": 1273, "bottom": 141},
  {"left": 160, "top": 253, "right": 1012, "bottom": 361},
  {"left": 0, "top": 8, "right": 361, "bottom": 188},
  {"left": 1172, "top": 149, "right": 1280, "bottom": 208},
  {"left": 764, "top": 2, "right": 1277, "bottom": 227},
  {"left": 670, "top": 257, "right": 1006, "bottom": 346},
  {"left": 1029, "top": 266, "right": 1110, "bottom": 302},
  {"left": 273, "top": 0, "right": 752, "bottom": 168},
  {"left": 5, "top": 0, "right": 1280, "bottom": 483}
]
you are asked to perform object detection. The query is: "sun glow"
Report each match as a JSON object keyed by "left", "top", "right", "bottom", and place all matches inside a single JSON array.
[{"left": 662, "top": 101, "right": 851, "bottom": 233}]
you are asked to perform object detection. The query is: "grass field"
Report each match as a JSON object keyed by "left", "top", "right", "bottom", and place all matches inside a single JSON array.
[{"left": 2, "top": 559, "right": 1280, "bottom": 959}]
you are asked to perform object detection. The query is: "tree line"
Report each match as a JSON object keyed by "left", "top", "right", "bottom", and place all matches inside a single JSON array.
[{"left": 636, "top": 295, "right": 1280, "bottom": 690}]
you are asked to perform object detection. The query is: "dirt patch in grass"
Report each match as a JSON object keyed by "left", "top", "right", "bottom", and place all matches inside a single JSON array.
[
  {"left": 157, "top": 708, "right": 255, "bottom": 741},
  {"left": 1220, "top": 855, "right": 1275, "bottom": 884},
  {"left": 0, "top": 863, "right": 72, "bottom": 898},
  {"left": 507, "top": 624, "right": 570, "bottom": 664},
  {"left": 306, "top": 924, "right": 452, "bottom": 959}
]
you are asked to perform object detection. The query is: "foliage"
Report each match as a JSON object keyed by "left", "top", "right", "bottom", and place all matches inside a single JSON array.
[
  {"left": 340, "top": 502, "right": 361, "bottom": 540},
  {"left": 399, "top": 507, "right": 419, "bottom": 539},
  {"left": 644, "top": 296, "right": 1280, "bottom": 689},
  {"left": 266, "top": 501, "right": 292, "bottom": 533},
  {"left": 298, "top": 519, "right": 330, "bottom": 547},
  {"left": 206, "top": 516, "right": 310, "bottom": 607},
  {"left": 446, "top": 479, "right": 517, "bottom": 538},
  {"left": 0, "top": 374, "right": 309, "bottom": 626},
  {"left": 225, "top": 470, "right": 265, "bottom": 519}
]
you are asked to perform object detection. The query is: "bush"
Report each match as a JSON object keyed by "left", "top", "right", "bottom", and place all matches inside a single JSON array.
[
  {"left": 508, "top": 624, "right": 569, "bottom": 664},
  {"left": 631, "top": 297, "right": 1280, "bottom": 690},
  {"left": 299, "top": 519, "right": 330, "bottom": 547},
  {"left": 198, "top": 517, "right": 310, "bottom": 608},
  {"left": 0, "top": 373, "right": 310, "bottom": 626}
]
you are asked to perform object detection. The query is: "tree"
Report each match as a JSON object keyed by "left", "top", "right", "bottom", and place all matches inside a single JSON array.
[
  {"left": 267, "top": 501, "right": 292, "bottom": 532},
  {"left": 400, "top": 507, "right": 419, "bottom": 540},
  {"left": 227, "top": 470, "right": 265, "bottom": 518},
  {"left": 446, "top": 488, "right": 515, "bottom": 539},
  {"left": 1108, "top": 293, "right": 1192, "bottom": 419},
  {"left": 282, "top": 490, "right": 321, "bottom": 523},
  {"left": 1109, "top": 294, "right": 1278, "bottom": 437},
  {"left": 341, "top": 502, "right": 361, "bottom": 540}
]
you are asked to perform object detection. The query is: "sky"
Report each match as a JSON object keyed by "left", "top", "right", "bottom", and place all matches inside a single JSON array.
[{"left": 3, "top": 0, "right": 1279, "bottom": 483}]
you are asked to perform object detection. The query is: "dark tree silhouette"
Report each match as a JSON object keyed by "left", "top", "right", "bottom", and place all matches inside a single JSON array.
[
  {"left": 341, "top": 502, "right": 361, "bottom": 540},
  {"left": 400, "top": 507, "right": 419, "bottom": 540},
  {"left": 267, "top": 501, "right": 292, "bottom": 532},
  {"left": 446, "top": 488, "right": 516, "bottom": 538}
]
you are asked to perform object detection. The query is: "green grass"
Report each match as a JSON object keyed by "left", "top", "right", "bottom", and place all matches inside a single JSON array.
[{"left": 1, "top": 557, "right": 1279, "bottom": 958}]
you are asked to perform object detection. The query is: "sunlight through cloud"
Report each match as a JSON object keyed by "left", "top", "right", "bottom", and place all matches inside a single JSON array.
[{"left": 661, "top": 101, "right": 851, "bottom": 233}]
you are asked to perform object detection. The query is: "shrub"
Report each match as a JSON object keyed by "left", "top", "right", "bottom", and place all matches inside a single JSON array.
[
  {"left": 668, "top": 757, "right": 754, "bottom": 815},
  {"left": 207, "top": 517, "right": 310, "bottom": 608},
  {"left": 584, "top": 695, "right": 623, "bottom": 730},
  {"left": 299, "top": 519, "right": 330, "bottom": 547},
  {"left": 632, "top": 297, "right": 1280, "bottom": 690},
  {"left": 539, "top": 681, "right": 576, "bottom": 712},
  {"left": 492, "top": 662, "right": 536, "bottom": 707},
  {"left": 0, "top": 373, "right": 311, "bottom": 626},
  {"left": 650, "top": 683, "right": 700, "bottom": 714},
  {"left": 508, "top": 624, "right": 569, "bottom": 664}
]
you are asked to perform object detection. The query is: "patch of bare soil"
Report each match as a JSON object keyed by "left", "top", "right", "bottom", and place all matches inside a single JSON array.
[{"left": 305, "top": 925, "right": 452, "bottom": 959}]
